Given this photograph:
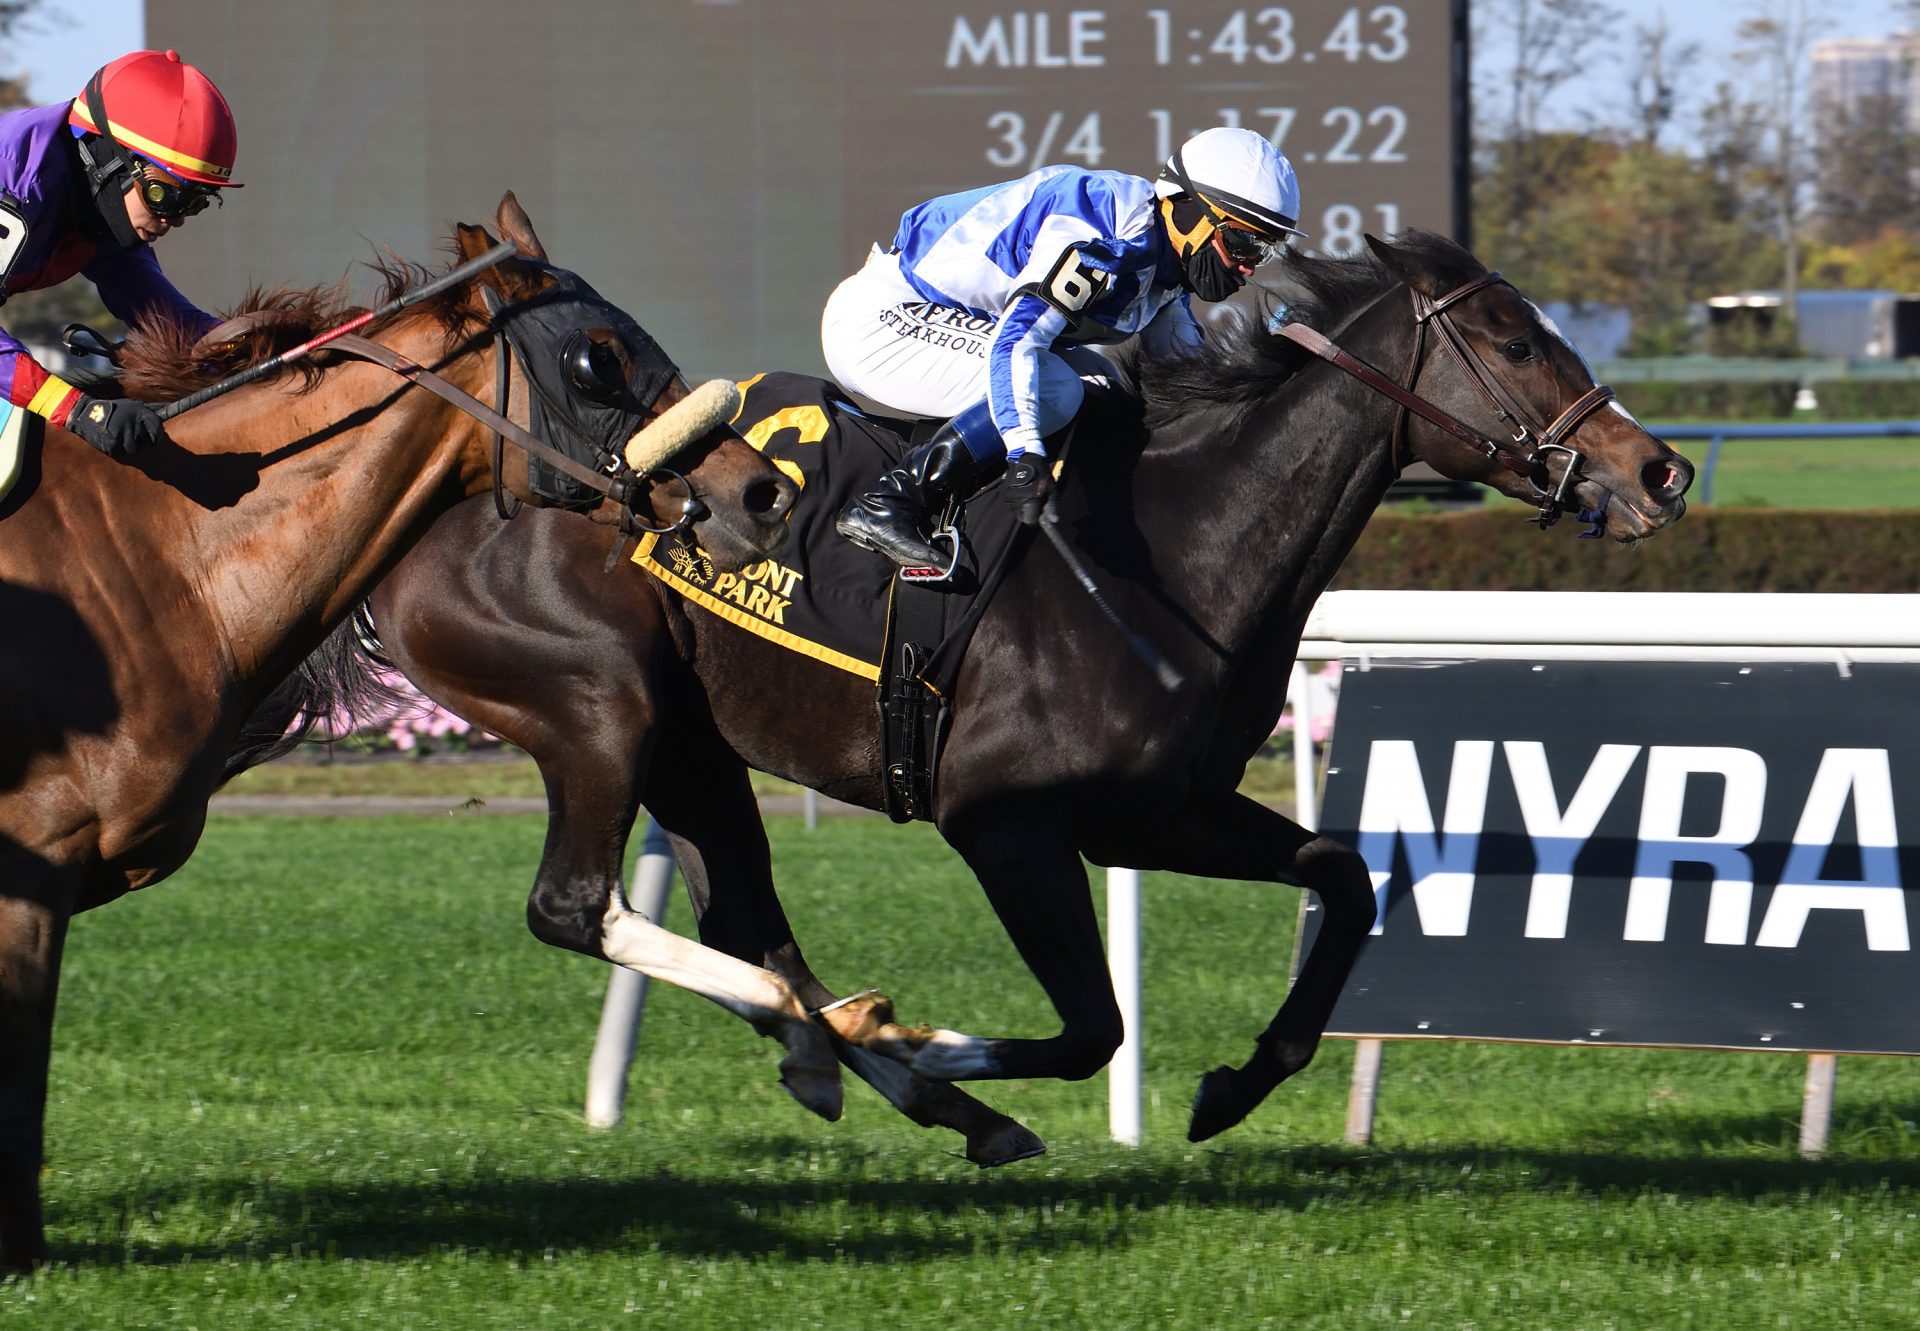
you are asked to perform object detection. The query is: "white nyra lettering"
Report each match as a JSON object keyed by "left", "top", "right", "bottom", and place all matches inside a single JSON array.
[{"left": 1355, "top": 741, "right": 1910, "bottom": 952}]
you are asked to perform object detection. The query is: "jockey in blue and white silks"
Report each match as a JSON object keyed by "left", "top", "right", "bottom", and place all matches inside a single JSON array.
[{"left": 825, "top": 126, "right": 1304, "bottom": 572}]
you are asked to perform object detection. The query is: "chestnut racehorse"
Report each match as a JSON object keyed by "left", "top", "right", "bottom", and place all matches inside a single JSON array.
[
  {"left": 297, "top": 232, "right": 1696, "bottom": 1166},
  {"left": 0, "top": 194, "right": 797, "bottom": 1268}
]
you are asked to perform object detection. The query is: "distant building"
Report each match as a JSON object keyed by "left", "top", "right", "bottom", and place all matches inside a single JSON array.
[
  {"left": 1811, "top": 32, "right": 1920, "bottom": 133},
  {"left": 1707, "top": 290, "right": 1920, "bottom": 359}
]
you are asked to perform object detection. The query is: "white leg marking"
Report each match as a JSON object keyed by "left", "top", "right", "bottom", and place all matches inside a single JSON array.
[
  {"left": 904, "top": 1029, "right": 998, "bottom": 1079},
  {"left": 600, "top": 895, "right": 803, "bottom": 1029}
]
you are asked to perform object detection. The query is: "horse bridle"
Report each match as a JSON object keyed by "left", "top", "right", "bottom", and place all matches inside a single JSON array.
[
  {"left": 476, "top": 284, "right": 699, "bottom": 534},
  {"left": 1277, "top": 271, "right": 1617, "bottom": 530},
  {"left": 326, "top": 295, "right": 703, "bottom": 538}
]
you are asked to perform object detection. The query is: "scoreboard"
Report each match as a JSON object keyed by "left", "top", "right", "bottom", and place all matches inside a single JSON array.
[
  {"left": 842, "top": 5, "right": 1465, "bottom": 263},
  {"left": 151, "top": 1, "right": 1466, "bottom": 378}
]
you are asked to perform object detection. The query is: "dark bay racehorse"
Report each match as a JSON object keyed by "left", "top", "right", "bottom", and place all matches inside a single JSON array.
[
  {"left": 319, "top": 232, "right": 1694, "bottom": 1164},
  {"left": 0, "top": 195, "right": 796, "bottom": 1268}
]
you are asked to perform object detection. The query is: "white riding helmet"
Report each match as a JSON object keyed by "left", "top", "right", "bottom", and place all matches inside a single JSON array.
[{"left": 1154, "top": 126, "right": 1306, "bottom": 242}]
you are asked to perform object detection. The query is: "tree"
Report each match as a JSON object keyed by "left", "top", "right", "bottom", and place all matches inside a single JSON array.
[
  {"left": 1472, "top": 0, "right": 1624, "bottom": 281},
  {"left": 1814, "top": 93, "right": 1920, "bottom": 249},
  {"left": 1626, "top": 14, "right": 1701, "bottom": 152},
  {"left": 0, "top": 1, "right": 40, "bottom": 110},
  {"left": 1473, "top": 128, "right": 1780, "bottom": 355},
  {"left": 1726, "top": 0, "right": 1836, "bottom": 314},
  {"left": 1802, "top": 228, "right": 1920, "bottom": 291}
]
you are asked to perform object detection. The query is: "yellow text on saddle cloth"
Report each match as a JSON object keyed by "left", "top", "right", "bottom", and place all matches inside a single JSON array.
[
  {"left": 633, "top": 532, "right": 881, "bottom": 681},
  {"left": 672, "top": 545, "right": 804, "bottom": 624},
  {"left": 630, "top": 372, "right": 889, "bottom": 682}
]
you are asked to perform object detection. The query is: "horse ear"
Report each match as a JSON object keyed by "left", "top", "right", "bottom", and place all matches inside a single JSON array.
[
  {"left": 1364, "top": 234, "right": 1442, "bottom": 298},
  {"left": 455, "top": 217, "right": 543, "bottom": 305},
  {"left": 455, "top": 222, "right": 500, "bottom": 264},
  {"left": 495, "top": 192, "right": 550, "bottom": 263}
]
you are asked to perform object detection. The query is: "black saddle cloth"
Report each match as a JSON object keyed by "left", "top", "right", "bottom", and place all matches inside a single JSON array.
[{"left": 632, "top": 370, "right": 1040, "bottom": 684}]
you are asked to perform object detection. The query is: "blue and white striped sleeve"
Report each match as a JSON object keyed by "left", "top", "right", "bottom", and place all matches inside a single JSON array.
[{"left": 986, "top": 291, "right": 1070, "bottom": 459}]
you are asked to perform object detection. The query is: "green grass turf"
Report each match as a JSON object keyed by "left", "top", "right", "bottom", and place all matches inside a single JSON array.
[
  {"left": 1672, "top": 436, "right": 1920, "bottom": 510},
  {"left": 218, "top": 748, "right": 1304, "bottom": 809},
  {"left": 10, "top": 814, "right": 1916, "bottom": 1327}
]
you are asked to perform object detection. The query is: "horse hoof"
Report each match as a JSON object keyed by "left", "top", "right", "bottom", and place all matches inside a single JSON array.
[
  {"left": 776, "top": 1021, "right": 845, "bottom": 1122},
  {"left": 779, "top": 1062, "right": 844, "bottom": 1122},
  {"left": 1188, "top": 1065, "right": 1254, "bottom": 1142},
  {"left": 967, "top": 1121, "right": 1047, "bottom": 1169}
]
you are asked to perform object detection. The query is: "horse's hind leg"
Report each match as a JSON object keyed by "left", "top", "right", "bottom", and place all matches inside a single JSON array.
[
  {"left": 643, "top": 749, "right": 1045, "bottom": 1167},
  {"left": 0, "top": 861, "right": 77, "bottom": 1270},
  {"left": 1085, "top": 791, "right": 1376, "bottom": 1142}
]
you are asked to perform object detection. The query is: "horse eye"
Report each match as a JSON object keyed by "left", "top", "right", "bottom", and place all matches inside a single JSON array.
[
  {"left": 562, "top": 332, "right": 626, "bottom": 405},
  {"left": 1501, "top": 338, "right": 1534, "bottom": 364}
]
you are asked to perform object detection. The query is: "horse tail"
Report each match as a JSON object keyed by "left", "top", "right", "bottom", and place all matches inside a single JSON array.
[{"left": 218, "top": 605, "right": 418, "bottom": 785}]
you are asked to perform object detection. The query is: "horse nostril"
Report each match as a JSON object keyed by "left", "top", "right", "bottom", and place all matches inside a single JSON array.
[
  {"left": 744, "top": 478, "right": 790, "bottom": 518},
  {"left": 1642, "top": 457, "right": 1691, "bottom": 499}
]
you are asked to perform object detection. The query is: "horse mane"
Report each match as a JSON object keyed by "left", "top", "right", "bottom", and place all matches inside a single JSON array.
[
  {"left": 1128, "top": 229, "right": 1483, "bottom": 430},
  {"left": 116, "top": 241, "right": 493, "bottom": 404}
]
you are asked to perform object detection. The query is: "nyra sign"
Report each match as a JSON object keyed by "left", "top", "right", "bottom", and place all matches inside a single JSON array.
[{"left": 1309, "top": 660, "right": 1920, "bottom": 1055}]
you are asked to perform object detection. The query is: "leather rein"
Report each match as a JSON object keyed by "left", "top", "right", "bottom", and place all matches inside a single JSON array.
[
  {"left": 326, "top": 303, "right": 699, "bottom": 537},
  {"left": 1276, "top": 271, "right": 1617, "bottom": 530}
]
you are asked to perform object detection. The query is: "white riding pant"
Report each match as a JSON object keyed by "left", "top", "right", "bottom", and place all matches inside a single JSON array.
[{"left": 820, "top": 244, "right": 1116, "bottom": 438}]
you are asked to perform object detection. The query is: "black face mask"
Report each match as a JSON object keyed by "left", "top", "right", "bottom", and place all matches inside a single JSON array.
[{"left": 1182, "top": 242, "right": 1247, "bottom": 303}]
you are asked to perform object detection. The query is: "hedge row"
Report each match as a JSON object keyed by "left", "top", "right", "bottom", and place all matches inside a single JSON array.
[
  {"left": 1609, "top": 378, "right": 1920, "bottom": 421},
  {"left": 1806, "top": 379, "right": 1920, "bottom": 419},
  {"left": 1613, "top": 381, "right": 1801, "bottom": 420},
  {"left": 1334, "top": 509, "right": 1920, "bottom": 593}
]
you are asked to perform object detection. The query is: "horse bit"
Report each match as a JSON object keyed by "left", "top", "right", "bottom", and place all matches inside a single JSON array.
[{"left": 1278, "top": 271, "right": 1617, "bottom": 534}]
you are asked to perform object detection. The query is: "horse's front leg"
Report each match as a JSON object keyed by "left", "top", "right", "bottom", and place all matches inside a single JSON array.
[
  {"left": 1085, "top": 790, "right": 1376, "bottom": 1142},
  {"left": 645, "top": 754, "right": 1044, "bottom": 1167},
  {"left": 0, "top": 859, "right": 78, "bottom": 1270},
  {"left": 827, "top": 809, "right": 1125, "bottom": 1086}
]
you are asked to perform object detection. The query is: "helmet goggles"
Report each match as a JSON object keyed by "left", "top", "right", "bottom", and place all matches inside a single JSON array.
[
  {"left": 1208, "top": 210, "right": 1284, "bottom": 268},
  {"left": 134, "top": 160, "right": 220, "bottom": 220}
]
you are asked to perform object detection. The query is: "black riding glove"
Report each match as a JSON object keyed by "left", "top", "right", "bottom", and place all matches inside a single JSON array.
[
  {"left": 1005, "top": 455, "right": 1055, "bottom": 526},
  {"left": 65, "top": 394, "right": 165, "bottom": 459}
]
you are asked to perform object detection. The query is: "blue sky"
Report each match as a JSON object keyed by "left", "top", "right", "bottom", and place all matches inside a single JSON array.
[{"left": 2, "top": 0, "right": 1909, "bottom": 141}]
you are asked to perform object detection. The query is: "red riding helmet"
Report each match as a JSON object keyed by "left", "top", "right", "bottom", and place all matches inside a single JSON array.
[{"left": 67, "top": 49, "right": 241, "bottom": 187}]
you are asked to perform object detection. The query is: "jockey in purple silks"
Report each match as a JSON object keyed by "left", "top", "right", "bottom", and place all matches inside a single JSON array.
[{"left": 0, "top": 49, "right": 241, "bottom": 458}]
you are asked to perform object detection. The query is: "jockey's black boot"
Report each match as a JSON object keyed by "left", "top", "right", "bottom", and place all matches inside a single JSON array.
[{"left": 835, "top": 423, "right": 1002, "bottom": 570}]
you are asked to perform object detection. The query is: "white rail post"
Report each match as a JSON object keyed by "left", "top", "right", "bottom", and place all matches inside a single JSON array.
[
  {"left": 1345, "top": 1037, "right": 1385, "bottom": 1146},
  {"left": 585, "top": 822, "right": 676, "bottom": 1128},
  {"left": 1799, "top": 1053, "right": 1837, "bottom": 1158},
  {"left": 1106, "top": 866, "right": 1143, "bottom": 1145},
  {"left": 1290, "top": 660, "right": 1319, "bottom": 832}
]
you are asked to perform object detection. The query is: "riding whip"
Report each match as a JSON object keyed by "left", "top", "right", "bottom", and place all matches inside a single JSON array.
[
  {"left": 1038, "top": 501, "right": 1184, "bottom": 693},
  {"left": 155, "top": 241, "right": 519, "bottom": 421}
]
